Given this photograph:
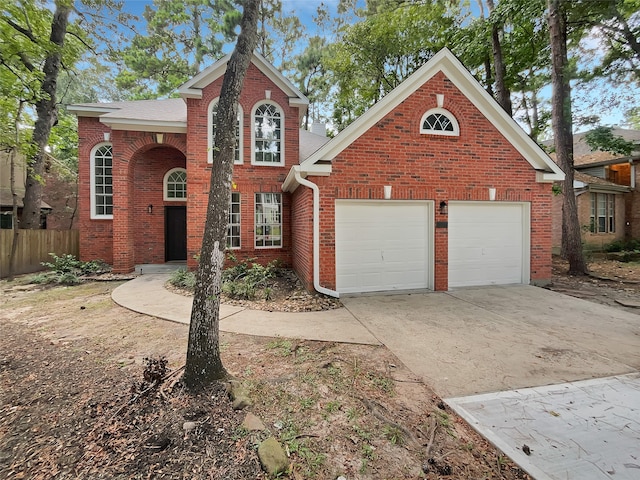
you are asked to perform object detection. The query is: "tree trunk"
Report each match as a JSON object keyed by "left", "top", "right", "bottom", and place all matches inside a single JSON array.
[
  {"left": 183, "top": 0, "right": 260, "bottom": 390},
  {"left": 21, "top": 1, "right": 71, "bottom": 229},
  {"left": 486, "top": 0, "right": 512, "bottom": 116},
  {"left": 548, "top": 0, "right": 587, "bottom": 275},
  {"left": 8, "top": 146, "right": 20, "bottom": 281},
  {"left": 7, "top": 101, "right": 25, "bottom": 281}
]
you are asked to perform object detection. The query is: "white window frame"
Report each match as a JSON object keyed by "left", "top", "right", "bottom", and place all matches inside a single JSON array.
[
  {"left": 90, "top": 142, "right": 113, "bottom": 219},
  {"left": 590, "top": 193, "right": 615, "bottom": 234},
  {"left": 208, "top": 98, "right": 243, "bottom": 165},
  {"left": 163, "top": 167, "right": 187, "bottom": 201},
  {"left": 420, "top": 108, "right": 460, "bottom": 136},
  {"left": 251, "top": 101, "right": 284, "bottom": 166},
  {"left": 227, "top": 192, "right": 241, "bottom": 250},
  {"left": 254, "top": 192, "right": 282, "bottom": 248}
]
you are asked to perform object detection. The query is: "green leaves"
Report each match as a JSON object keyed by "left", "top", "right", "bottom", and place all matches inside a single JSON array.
[
  {"left": 584, "top": 126, "right": 637, "bottom": 156},
  {"left": 115, "top": 0, "right": 239, "bottom": 98}
]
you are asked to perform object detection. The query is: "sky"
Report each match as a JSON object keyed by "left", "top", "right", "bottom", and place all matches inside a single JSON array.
[{"left": 112, "top": 0, "right": 633, "bottom": 131}]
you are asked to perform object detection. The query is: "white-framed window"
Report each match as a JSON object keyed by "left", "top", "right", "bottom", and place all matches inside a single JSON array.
[
  {"left": 255, "top": 193, "right": 282, "bottom": 248},
  {"left": 90, "top": 143, "right": 113, "bottom": 219},
  {"left": 590, "top": 193, "right": 615, "bottom": 233},
  {"left": 420, "top": 108, "right": 460, "bottom": 136},
  {"left": 209, "top": 99, "right": 242, "bottom": 164},
  {"left": 227, "top": 192, "right": 241, "bottom": 249},
  {"left": 252, "top": 102, "right": 284, "bottom": 165},
  {"left": 164, "top": 168, "right": 187, "bottom": 201}
]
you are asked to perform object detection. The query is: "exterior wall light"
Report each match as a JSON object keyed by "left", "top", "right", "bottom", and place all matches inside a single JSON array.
[
  {"left": 147, "top": 204, "right": 153, "bottom": 214},
  {"left": 439, "top": 200, "right": 448, "bottom": 215}
]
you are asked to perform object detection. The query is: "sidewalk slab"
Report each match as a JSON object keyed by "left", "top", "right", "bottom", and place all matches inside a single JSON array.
[
  {"left": 447, "top": 373, "right": 640, "bottom": 480},
  {"left": 112, "top": 275, "right": 380, "bottom": 345},
  {"left": 221, "top": 308, "right": 381, "bottom": 345},
  {"left": 112, "top": 275, "right": 243, "bottom": 325}
]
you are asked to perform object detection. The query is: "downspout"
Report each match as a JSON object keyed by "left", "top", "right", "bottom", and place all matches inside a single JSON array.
[{"left": 293, "top": 168, "right": 340, "bottom": 298}]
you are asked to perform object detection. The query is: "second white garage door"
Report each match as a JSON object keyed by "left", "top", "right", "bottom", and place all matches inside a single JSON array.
[
  {"left": 448, "top": 202, "right": 530, "bottom": 288},
  {"left": 335, "top": 201, "right": 433, "bottom": 294}
]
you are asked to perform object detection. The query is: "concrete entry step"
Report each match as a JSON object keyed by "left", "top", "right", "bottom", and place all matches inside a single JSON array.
[{"left": 135, "top": 263, "right": 186, "bottom": 274}]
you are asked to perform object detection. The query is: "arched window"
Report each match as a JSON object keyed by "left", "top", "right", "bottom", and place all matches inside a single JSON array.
[
  {"left": 209, "top": 99, "right": 242, "bottom": 164},
  {"left": 420, "top": 108, "right": 460, "bottom": 137},
  {"left": 164, "top": 168, "right": 187, "bottom": 201},
  {"left": 252, "top": 102, "right": 283, "bottom": 165},
  {"left": 90, "top": 143, "right": 113, "bottom": 219}
]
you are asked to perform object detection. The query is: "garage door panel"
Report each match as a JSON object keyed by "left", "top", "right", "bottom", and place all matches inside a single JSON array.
[
  {"left": 448, "top": 203, "right": 529, "bottom": 288},
  {"left": 336, "top": 201, "right": 432, "bottom": 294}
]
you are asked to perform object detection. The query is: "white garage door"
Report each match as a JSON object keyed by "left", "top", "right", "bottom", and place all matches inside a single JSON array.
[
  {"left": 448, "top": 202, "right": 530, "bottom": 288},
  {"left": 335, "top": 201, "right": 433, "bottom": 294}
]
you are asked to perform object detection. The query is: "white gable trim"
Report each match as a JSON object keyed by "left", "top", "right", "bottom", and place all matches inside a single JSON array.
[
  {"left": 178, "top": 52, "right": 309, "bottom": 109},
  {"left": 99, "top": 118, "right": 187, "bottom": 133},
  {"left": 298, "top": 48, "right": 564, "bottom": 183}
]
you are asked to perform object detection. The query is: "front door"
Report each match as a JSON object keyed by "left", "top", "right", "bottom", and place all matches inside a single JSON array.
[{"left": 165, "top": 206, "right": 187, "bottom": 261}]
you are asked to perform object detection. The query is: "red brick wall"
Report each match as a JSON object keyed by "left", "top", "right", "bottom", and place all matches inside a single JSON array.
[
  {"left": 77, "top": 115, "right": 188, "bottom": 271},
  {"left": 311, "top": 71, "right": 553, "bottom": 291},
  {"left": 133, "top": 146, "right": 186, "bottom": 264},
  {"left": 291, "top": 187, "right": 314, "bottom": 290},
  {"left": 77, "top": 117, "right": 114, "bottom": 264},
  {"left": 632, "top": 167, "right": 640, "bottom": 240},
  {"left": 184, "top": 62, "right": 299, "bottom": 270}
]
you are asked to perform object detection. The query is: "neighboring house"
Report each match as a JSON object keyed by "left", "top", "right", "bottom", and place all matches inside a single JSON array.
[
  {"left": 69, "top": 49, "right": 564, "bottom": 296},
  {"left": 0, "top": 151, "right": 53, "bottom": 229},
  {"left": 550, "top": 129, "right": 640, "bottom": 252}
]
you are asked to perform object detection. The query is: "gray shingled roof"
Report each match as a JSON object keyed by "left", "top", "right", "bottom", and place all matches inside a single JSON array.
[
  {"left": 299, "top": 129, "right": 331, "bottom": 162},
  {"left": 72, "top": 98, "right": 187, "bottom": 124}
]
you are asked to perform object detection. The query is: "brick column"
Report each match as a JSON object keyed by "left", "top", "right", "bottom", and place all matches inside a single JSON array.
[{"left": 111, "top": 131, "right": 136, "bottom": 273}]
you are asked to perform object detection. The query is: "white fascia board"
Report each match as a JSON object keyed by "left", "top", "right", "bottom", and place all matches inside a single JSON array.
[
  {"left": 179, "top": 88, "right": 203, "bottom": 99},
  {"left": 282, "top": 163, "right": 332, "bottom": 193},
  {"left": 441, "top": 58, "right": 565, "bottom": 182},
  {"left": 67, "top": 105, "right": 120, "bottom": 117},
  {"left": 178, "top": 54, "right": 230, "bottom": 98},
  {"left": 100, "top": 118, "right": 187, "bottom": 133},
  {"left": 301, "top": 48, "right": 565, "bottom": 183},
  {"left": 178, "top": 52, "right": 309, "bottom": 106}
]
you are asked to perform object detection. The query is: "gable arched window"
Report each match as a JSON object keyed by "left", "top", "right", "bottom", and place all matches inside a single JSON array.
[
  {"left": 420, "top": 108, "right": 460, "bottom": 137},
  {"left": 90, "top": 142, "right": 113, "bottom": 219},
  {"left": 164, "top": 168, "right": 187, "bottom": 201},
  {"left": 209, "top": 99, "right": 242, "bottom": 164},
  {"left": 252, "top": 101, "right": 284, "bottom": 165}
]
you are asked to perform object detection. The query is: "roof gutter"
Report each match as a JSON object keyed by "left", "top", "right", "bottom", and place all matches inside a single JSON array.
[{"left": 292, "top": 166, "right": 340, "bottom": 298}]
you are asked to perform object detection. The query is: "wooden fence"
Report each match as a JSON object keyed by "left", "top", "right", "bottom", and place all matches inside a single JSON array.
[{"left": 0, "top": 229, "right": 79, "bottom": 278}]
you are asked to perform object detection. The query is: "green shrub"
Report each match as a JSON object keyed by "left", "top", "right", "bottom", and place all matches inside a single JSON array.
[
  {"left": 167, "top": 255, "right": 282, "bottom": 300},
  {"left": 36, "top": 254, "right": 108, "bottom": 285},
  {"left": 221, "top": 255, "right": 280, "bottom": 300},
  {"left": 168, "top": 268, "right": 197, "bottom": 290},
  {"left": 42, "top": 253, "right": 82, "bottom": 274},
  {"left": 604, "top": 239, "right": 640, "bottom": 253}
]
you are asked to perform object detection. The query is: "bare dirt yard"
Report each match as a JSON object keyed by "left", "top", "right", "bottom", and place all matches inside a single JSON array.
[{"left": 1, "top": 257, "right": 638, "bottom": 479}]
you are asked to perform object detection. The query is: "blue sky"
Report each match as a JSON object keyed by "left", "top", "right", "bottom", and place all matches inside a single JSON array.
[{"left": 114, "top": 0, "right": 633, "bottom": 130}]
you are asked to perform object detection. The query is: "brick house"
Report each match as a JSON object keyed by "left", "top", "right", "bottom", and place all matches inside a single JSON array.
[
  {"left": 550, "top": 129, "right": 639, "bottom": 252},
  {"left": 70, "top": 49, "right": 564, "bottom": 296}
]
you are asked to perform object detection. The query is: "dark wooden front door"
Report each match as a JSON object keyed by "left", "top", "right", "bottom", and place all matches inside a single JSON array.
[{"left": 165, "top": 206, "right": 187, "bottom": 261}]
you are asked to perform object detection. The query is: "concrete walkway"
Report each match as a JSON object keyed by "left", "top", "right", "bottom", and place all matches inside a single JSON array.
[
  {"left": 112, "top": 274, "right": 640, "bottom": 480},
  {"left": 112, "top": 274, "right": 381, "bottom": 346}
]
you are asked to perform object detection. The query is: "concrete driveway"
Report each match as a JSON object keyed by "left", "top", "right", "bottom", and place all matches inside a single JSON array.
[{"left": 342, "top": 285, "right": 640, "bottom": 398}]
